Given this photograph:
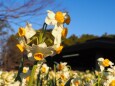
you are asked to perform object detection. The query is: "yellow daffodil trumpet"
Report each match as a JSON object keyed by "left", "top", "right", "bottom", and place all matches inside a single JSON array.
[
  {"left": 18, "top": 27, "right": 25, "bottom": 37},
  {"left": 55, "top": 11, "right": 64, "bottom": 23},
  {"left": 34, "top": 53, "right": 44, "bottom": 61}
]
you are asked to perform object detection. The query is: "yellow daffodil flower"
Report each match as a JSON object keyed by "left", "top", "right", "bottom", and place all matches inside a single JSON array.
[
  {"left": 18, "top": 27, "right": 25, "bottom": 37},
  {"left": 45, "top": 10, "right": 68, "bottom": 25},
  {"left": 27, "top": 43, "right": 55, "bottom": 61},
  {"left": 52, "top": 24, "right": 63, "bottom": 46},
  {"left": 45, "top": 10, "right": 57, "bottom": 25},
  {"left": 57, "top": 62, "right": 67, "bottom": 71},
  {"left": 41, "top": 64, "right": 49, "bottom": 73},
  {"left": 98, "top": 58, "right": 114, "bottom": 72},
  {"left": 71, "top": 79, "right": 80, "bottom": 86},
  {"left": 60, "top": 72, "right": 69, "bottom": 81},
  {"left": 23, "top": 67, "right": 29, "bottom": 73}
]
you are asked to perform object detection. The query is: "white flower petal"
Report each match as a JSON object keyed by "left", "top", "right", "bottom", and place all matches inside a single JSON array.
[
  {"left": 25, "top": 22, "right": 36, "bottom": 39},
  {"left": 47, "top": 10, "right": 55, "bottom": 19}
]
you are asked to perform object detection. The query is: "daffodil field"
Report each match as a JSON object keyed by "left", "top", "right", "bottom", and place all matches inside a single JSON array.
[{"left": 0, "top": 10, "right": 115, "bottom": 86}]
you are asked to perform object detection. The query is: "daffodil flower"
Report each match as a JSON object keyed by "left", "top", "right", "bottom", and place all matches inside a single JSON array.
[
  {"left": 57, "top": 62, "right": 68, "bottom": 71},
  {"left": 51, "top": 24, "right": 64, "bottom": 54},
  {"left": 52, "top": 24, "right": 63, "bottom": 45},
  {"left": 104, "top": 75, "right": 115, "bottom": 86},
  {"left": 45, "top": 10, "right": 57, "bottom": 25},
  {"left": 18, "top": 27, "right": 25, "bottom": 37},
  {"left": 71, "top": 78, "right": 80, "bottom": 86},
  {"left": 20, "top": 68, "right": 31, "bottom": 84},
  {"left": 107, "top": 66, "right": 115, "bottom": 76},
  {"left": 17, "top": 22, "right": 36, "bottom": 52},
  {"left": 98, "top": 58, "right": 113, "bottom": 72},
  {"left": 27, "top": 43, "right": 54, "bottom": 61},
  {"left": 41, "top": 64, "right": 49, "bottom": 74},
  {"left": 18, "top": 22, "right": 36, "bottom": 40},
  {"left": 24, "top": 22, "right": 36, "bottom": 39},
  {"left": 23, "top": 67, "right": 29, "bottom": 74},
  {"left": 55, "top": 11, "right": 66, "bottom": 24},
  {"left": 60, "top": 71, "right": 70, "bottom": 81},
  {"left": 16, "top": 37, "right": 26, "bottom": 52},
  {"left": 45, "top": 10, "right": 70, "bottom": 25}
]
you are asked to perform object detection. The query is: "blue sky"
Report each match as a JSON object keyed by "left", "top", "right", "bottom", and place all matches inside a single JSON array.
[
  {"left": 56, "top": 0, "right": 115, "bottom": 37},
  {"left": 5, "top": 0, "right": 115, "bottom": 37}
]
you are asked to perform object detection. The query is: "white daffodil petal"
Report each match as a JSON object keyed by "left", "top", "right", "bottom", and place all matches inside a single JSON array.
[
  {"left": 25, "top": 23, "right": 36, "bottom": 39},
  {"left": 45, "top": 17, "right": 52, "bottom": 25},
  {"left": 52, "top": 25, "right": 63, "bottom": 48},
  {"left": 45, "top": 10, "right": 57, "bottom": 25},
  {"left": 47, "top": 10, "right": 55, "bottom": 19}
]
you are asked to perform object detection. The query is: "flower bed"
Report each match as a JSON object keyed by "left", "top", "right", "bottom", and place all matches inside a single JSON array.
[{"left": 0, "top": 59, "right": 115, "bottom": 86}]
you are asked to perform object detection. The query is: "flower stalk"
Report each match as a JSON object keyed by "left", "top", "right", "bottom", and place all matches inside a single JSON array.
[
  {"left": 28, "top": 62, "right": 38, "bottom": 86},
  {"left": 15, "top": 54, "right": 24, "bottom": 82}
]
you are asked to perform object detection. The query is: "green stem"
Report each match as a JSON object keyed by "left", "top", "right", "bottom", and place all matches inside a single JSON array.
[
  {"left": 15, "top": 55, "right": 24, "bottom": 81},
  {"left": 37, "top": 62, "right": 44, "bottom": 86},
  {"left": 42, "top": 23, "right": 46, "bottom": 31},
  {"left": 42, "top": 23, "right": 47, "bottom": 37},
  {"left": 53, "top": 64, "right": 56, "bottom": 86},
  {"left": 97, "top": 73, "right": 101, "bottom": 86},
  {"left": 28, "top": 62, "right": 37, "bottom": 86}
]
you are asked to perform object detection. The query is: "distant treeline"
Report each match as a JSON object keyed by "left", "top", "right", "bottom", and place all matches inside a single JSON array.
[{"left": 62, "top": 33, "right": 115, "bottom": 46}]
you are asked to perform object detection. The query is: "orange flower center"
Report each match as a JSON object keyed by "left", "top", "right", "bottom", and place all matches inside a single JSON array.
[
  {"left": 58, "top": 64, "right": 64, "bottom": 70},
  {"left": 18, "top": 27, "right": 25, "bottom": 37},
  {"left": 41, "top": 67, "right": 46, "bottom": 73},
  {"left": 74, "top": 81, "right": 79, "bottom": 86},
  {"left": 61, "top": 74, "right": 65, "bottom": 80},
  {"left": 23, "top": 68, "right": 28, "bottom": 73},
  {"left": 34, "top": 53, "right": 44, "bottom": 61},
  {"left": 55, "top": 11, "right": 64, "bottom": 23}
]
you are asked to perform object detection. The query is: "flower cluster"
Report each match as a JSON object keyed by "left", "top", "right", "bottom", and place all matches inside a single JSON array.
[
  {"left": 97, "top": 58, "right": 115, "bottom": 86},
  {"left": 15, "top": 10, "right": 70, "bottom": 86},
  {"left": 17, "top": 10, "right": 70, "bottom": 61},
  {"left": 0, "top": 58, "right": 115, "bottom": 86}
]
